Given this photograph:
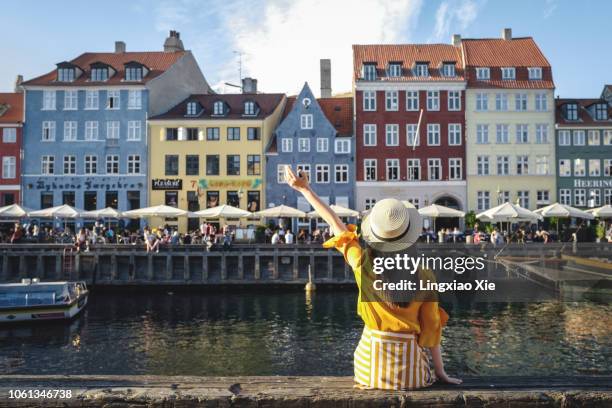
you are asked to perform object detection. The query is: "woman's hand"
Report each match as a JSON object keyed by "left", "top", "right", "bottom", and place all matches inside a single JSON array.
[
  {"left": 435, "top": 370, "right": 462, "bottom": 385},
  {"left": 285, "top": 165, "right": 310, "bottom": 193}
]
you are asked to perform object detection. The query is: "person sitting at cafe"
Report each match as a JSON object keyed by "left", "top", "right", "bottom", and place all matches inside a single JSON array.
[
  {"left": 74, "top": 228, "right": 90, "bottom": 252},
  {"left": 285, "top": 229, "right": 294, "bottom": 244}
]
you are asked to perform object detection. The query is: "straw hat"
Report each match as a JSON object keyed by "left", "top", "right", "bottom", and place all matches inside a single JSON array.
[{"left": 361, "top": 198, "right": 421, "bottom": 252}]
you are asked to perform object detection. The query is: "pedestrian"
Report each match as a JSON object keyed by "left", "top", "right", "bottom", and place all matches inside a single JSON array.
[{"left": 285, "top": 229, "right": 294, "bottom": 244}]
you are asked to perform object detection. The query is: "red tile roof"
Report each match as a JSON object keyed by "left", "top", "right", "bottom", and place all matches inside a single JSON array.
[
  {"left": 352, "top": 44, "right": 464, "bottom": 82},
  {"left": 282, "top": 96, "right": 296, "bottom": 120},
  {"left": 556, "top": 98, "right": 612, "bottom": 127},
  {"left": 22, "top": 51, "right": 187, "bottom": 86},
  {"left": 0, "top": 93, "right": 24, "bottom": 124},
  {"left": 318, "top": 97, "right": 353, "bottom": 136}
]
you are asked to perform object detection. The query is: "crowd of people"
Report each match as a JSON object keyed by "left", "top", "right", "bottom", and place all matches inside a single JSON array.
[{"left": 264, "top": 226, "right": 332, "bottom": 244}]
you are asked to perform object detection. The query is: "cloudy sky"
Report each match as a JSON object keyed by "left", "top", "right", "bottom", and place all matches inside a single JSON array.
[{"left": 0, "top": 0, "right": 609, "bottom": 97}]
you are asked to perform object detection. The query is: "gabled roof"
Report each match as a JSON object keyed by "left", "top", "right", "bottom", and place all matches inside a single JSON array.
[
  {"left": 22, "top": 51, "right": 187, "bottom": 86},
  {"left": 0, "top": 93, "right": 24, "bottom": 124},
  {"left": 352, "top": 44, "right": 464, "bottom": 82},
  {"left": 150, "top": 93, "right": 285, "bottom": 120},
  {"left": 556, "top": 98, "right": 612, "bottom": 127},
  {"left": 318, "top": 97, "right": 353, "bottom": 137}
]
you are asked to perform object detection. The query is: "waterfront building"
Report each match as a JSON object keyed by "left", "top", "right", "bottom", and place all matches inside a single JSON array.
[
  {"left": 0, "top": 92, "right": 23, "bottom": 205},
  {"left": 352, "top": 43, "right": 467, "bottom": 226},
  {"left": 463, "top": 29, "right": 556, "bottom": 212},
  {"left": 265, "top": 82, "right": 354, "bottom": 232},
  {"left": 20, "top": 31, "right": 210, "bottom": 222},
  {"left": 555, "top": 95, "right": 612, "bottom": 208},
  {"left": 148, "top": 81, "right": 285, "bottom": 232}
]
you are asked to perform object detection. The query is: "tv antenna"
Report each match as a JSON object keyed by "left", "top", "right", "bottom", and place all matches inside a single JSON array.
[{"left": 224, "top": 51, "right": 244, "bottom": 92}]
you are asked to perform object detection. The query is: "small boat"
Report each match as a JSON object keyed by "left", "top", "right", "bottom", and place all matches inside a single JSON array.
[{"left": 0, "top": 279, "right": 88, "bottom": 323}]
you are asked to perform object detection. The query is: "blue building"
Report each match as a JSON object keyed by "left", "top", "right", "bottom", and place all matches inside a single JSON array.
[
  {"left": 265, "top": 83, "right": 354, "bottom": 231},
  {"left": 20, "top": 31, "right": 210, "bottom": 224}
]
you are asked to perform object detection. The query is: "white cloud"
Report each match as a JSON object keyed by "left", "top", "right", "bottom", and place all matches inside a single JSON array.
[
  {"left": 543, "top": 0, "right": 557, "bottom": 19},
  {"left": 430, "top": 0, "right": 481, "bottom": 43}
]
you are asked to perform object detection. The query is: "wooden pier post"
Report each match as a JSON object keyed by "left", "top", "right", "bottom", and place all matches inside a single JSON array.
[
  {"left": 147, "top": 255, "right": 154, "bottom": 281},
  {"left": 165, "top": 255, "right": 173, "bottom": 281},
  {"left": 327, "top": 253, "right": 333, "bottom": 280},
  {"left": 293, "top": 252, "right": 299, "bottom": 280},
  {"left": 183, "top": 255, "right": 190, "bottom": 281},
  {"left": 110, "top": 254, "right": 118, "bottom": 282},
  {"left": 344, "top": 263, "right": 351, "bottom": 280},
  {"left": 254, "top": 250, "right": 261, "bottom": 280},
  {"left": 55, "top": 254, "right": 62, "bottom": 280},
  {"left": 273, "top": 249, "right": 279, "bottom": 279},
  {"left": 18, "top": 255, "right": 26, "bottom": 278},
  {"left": 128, "top": 254, "right": 135, "bottom": 281},
  {"left": 201, "top": 254, "right": 208, "bottom": 282},
  {"left": 238, "top": 254, "right": 244, "bottom": 280},
  {"left": 1, "top": 254, "right": 8, "bottom": 281},
  {"left": 309, "top": 250, "right": 315, "bottom": 281},
  {"left": 74, "top": 254, "right": 81, "bottom": 281}
]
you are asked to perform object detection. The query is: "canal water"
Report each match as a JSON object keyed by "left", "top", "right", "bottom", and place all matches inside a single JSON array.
[{"left": 1, "top": 290, "right": 610, "bottom": 376}]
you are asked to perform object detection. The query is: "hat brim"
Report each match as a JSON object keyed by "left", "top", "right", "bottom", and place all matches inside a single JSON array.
[{"left": 361, "top": 204, "right": 421, "bottom": 252}]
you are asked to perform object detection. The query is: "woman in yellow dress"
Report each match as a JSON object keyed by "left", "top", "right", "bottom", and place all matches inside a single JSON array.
[{"left": 285, "top": 165, "right": 461, "bottom": 390}]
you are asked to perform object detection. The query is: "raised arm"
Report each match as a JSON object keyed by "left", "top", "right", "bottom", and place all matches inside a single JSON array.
[{"left": 285, "top": 165, "right": 347, "bottom": 236}]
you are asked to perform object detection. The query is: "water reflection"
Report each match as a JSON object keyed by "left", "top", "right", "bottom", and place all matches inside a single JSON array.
[{"left": 0, "top": 291, "right": 609, "bottom": 376}]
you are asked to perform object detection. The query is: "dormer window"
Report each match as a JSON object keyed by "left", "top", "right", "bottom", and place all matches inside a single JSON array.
[
  {"left": 388, "top": 63, "right": 402, "bottom": 77},
  {"left": 244, "top": 101, "right": 256, "bottom": 115},
  {"left": 442, "top": 63, "right": 455, "bottom": 77},
  {"left": 363, "top": 63, "right": 377, "bottom": 80},
  {"left": 91, "top": 67, "right": 109, "bottom": 82},
  {"left": 414, "top": 63, "right": 429, "bottom": 77},
  {"left": 58, "top": 68, "right": 75, "bottom": 82},
  {"left": 565, "top": 103, "right": 578, "bottom": 121},
  {"left": 126, "top": 67, "right": 142, "bottom": 81},
  {"left": 213, "top": 101, "right": 225, "bottom": 115},
  {"left": 476, "top": 67, "right": 490, "bottom": 80},
  {"left": 186, "top": 102, "right": 198, "bottom": 116},
  {"left": 501, "top": 67, "right": 515, "bottom": 80},
  {"left": 595, "top": 103, "right": 608, "bottom": 120},
  {"left": 528, "top": 67, "right": 542, "bottom": 80}
]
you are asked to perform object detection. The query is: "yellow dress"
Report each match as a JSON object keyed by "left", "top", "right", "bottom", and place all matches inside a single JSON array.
[{"left": 323, "top": 225, "right": 448, "bottom": 390}]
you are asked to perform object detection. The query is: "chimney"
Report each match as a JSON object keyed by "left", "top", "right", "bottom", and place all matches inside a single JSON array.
[
  {"left": 320, "top": 59, "right": 332, "bottom": 98},
  {"left": 502, "top": 28, "right": 512, "bottom": 40},
  {"left": 242, "top": 77, "right": 257, "bottom": 94},
  {"left": 164, "top": 30, "right": 184, "bottom": 52},
  {"left": 452, "top": 34, "right": 461, "bottom": 47},
  {"left": 14, "top": 75, "right": 23, "bottom": 93},
  {"left": 115, "top": 41, "right": 126, "bottom": 53}
]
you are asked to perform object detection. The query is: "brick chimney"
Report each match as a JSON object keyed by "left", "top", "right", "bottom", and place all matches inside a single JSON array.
[
  {"left": 502, "top": 28, "right": 512, "bottom": 40},
  {"left": 242, "top": 77, "right": 257, "bottom": 93},
  {"left": 320, "top": 59, "right": 332, "bottom": 98},
  {"left": 115, "top": 41, "right": 126, "bottom": 53},
  {"left": 14, "top": 75, "right": 23, "bottom": 93},
  {"left": 164, "top": 30, "right": 184, "bottom": 52},
  {"left": 452, "top": 34, "right": 461, "bottom": 47}
]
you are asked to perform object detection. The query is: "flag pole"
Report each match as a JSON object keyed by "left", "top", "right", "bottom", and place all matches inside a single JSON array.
[{"left": 413, "top": 108, "right": 424, "bottom": 151}]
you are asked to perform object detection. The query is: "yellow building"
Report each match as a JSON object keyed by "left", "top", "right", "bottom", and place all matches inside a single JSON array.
[{"left": 147, "top": 91, "right": 286, "bottom": 232}]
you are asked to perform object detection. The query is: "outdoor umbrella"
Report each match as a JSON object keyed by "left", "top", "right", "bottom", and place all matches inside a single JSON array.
[
  {"left": 308, "top": 204, "right": 359, "bottom": 218},
  {"left": 418, "top": 204, "right": 465, "bottom": 234},
  {"left": 123, "top": 205, "right": 188, "bottom": 218},
  {"left": 193, "top": 204, "right": 251, "bottom": 218},
  {"left": 254, "top": 205, "right": 306, "bottom": 218},
  {"left": 586, "top": 204, "right": 612, "bottom": 218},
  {"left": 0, "top": 204, "right": 33, "bottom": 218},
  {"left": 29, "top": 204, "right": 84, "bottom": 231},
  {"left": 534, "top": 202, "right": 594, "bottom": 238},
  {"left": 81, "top": 207, "right": 123, "bottom": 219},
  {"left": 476, "top": 202, "right": 542, "bottom": 223}
]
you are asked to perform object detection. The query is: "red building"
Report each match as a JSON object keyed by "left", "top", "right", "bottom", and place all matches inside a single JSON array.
[
  {"left": 353, "top": 43, "right": 467, "bottom": 220},
  {"left": 0, "top": 93, "right": 23, "bottom": 205}
]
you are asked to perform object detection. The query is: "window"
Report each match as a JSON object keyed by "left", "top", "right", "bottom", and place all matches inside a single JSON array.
[
  {"left": 42, "top": 121, "right": 56, "bottom": 141},
  {"left": 595, "top": 104, "right": 608, "bottom": 120},
  {"left": 574, "top": 189, "right": 586, "bottom": 207},
  {"left": 207, "top": 127, "right": 220, "bottom": 140},
  {"left": 516, "top": 124, "right": 529, "bottom": 143},
  {"left": 42, "top": 90, "right": 56, "bottom": 110},
  {"left": 2, "top": 128, "right": 16, "bottom": 143},
  {"left": 247, "top": 155, "right": 260, "bottom": 175},
  {"left": 448, "top": 123, "right": 461, "bottom": 145},
  {"left": 335, "top": 164, "right": 349, "bottom": 183},
  {"left": 558, "top": 130, "right": 571, "bottom": 146},
  {"left": 589, "top": 189, "right": 601, "bottom": 207},
  {"left": 364, "top": 198, "right": 377, "bottom": 210},
  {"left": 315, "top": 164, "right": 330, "bottom": 183},
  {"left": 298, "top": 138, "right": 310, "bottom": 152},
  {"left": 566, "top": 104, "right": 578, "bottom": 120},
  {"left": 405, "top": 91, "right": 419, "bottom": 111},
  {"left": 495, "top": 125, "right": 509, "bottom": 145},
  {"left": 606, "top": 159, "right": 612, "bottom": 176},
  {"left": 414, "top": 63, "right": 428, "bottom": 77},
  {"left": 574, "top": 158, "right": 586, "bottom": 176},
  {"left": 407, "top": 159, "right": 420, "bottom": 180},
  {"left": 105, "top": 191, "right": 118, "bottom": 209},
  {"left": 227, "top": 127, "right": 240, "bottom": 141},
  {"left": 213, "top": 101, "right": 224, "bottom": 115},
  {"left": 85, "top": 121, "right": 99, "bottom": 141},
  {"left": 128, "top": 90, "right": 142, "bottom": 109},
  {"left": 589, "top": 159, "right": 601, "bottom": 177},
  {"left": 41, "top": 155, "right": 54, "bottom": 175},
  {"left": 388, "top": 63, "right": 402, "bottom": 77},
  {"left": 518, "top": 191, "right": 530, "bottom": 208},
  {"left": 442, "top": 63, "right": 455, "bottom": 77},
  {"left": 535, "top": 93, "right": 547, "bottom": 111},
  {"left": 573, "top": 130, "right": 585, "bottom": 145},
  {"left": 588, "top": 130, "right": 600, "bottom": 146},
  {"left": 448, "top": 91, "right": 461, "bottom": 111},
  {"left": 296, "top": 164, "right": 311, "bottom": 181},
  {"left": 2, "top": 157, "right": 15, "bottom": 179},
  {"left": 206, "top": 155, "right": 219, "bottom": 175},
  {"left": 536, "top": 155, "right": 549, "bottom": 175},
  {"left": 364, "top": 159, "right": 377, "bottom": 181},
  {"left": 502, "top": 67, "right": 515, "bottom": 80},
  {"left": 277, "top": 164, "right": 288, "bottom": 183},
  {"left": 62, "top": 191, "right": 75, "bottom": 206},
  {"left": 91, "top": 67, "right": 109, "bottom": 81},
  {"left": 516, "top": 155, "right": 529, "bottom": 175},
  {"left": 106, "top": 121, "right": 120, "bottom": 140},
  {"left": 535, "top": 124, "right": 548, "bottom": 144},
  {"left": 186, "top": 155, "right": 199, "bottom": 176},
  {"left": 316, "top": 138, "right": 329, "bottom": 152},
  {"left": 559, "top": 189, "right": 571, "bottom": 205},
  {"left": 559, "top": 159, "right": 571, "bottom": 177},
  {"left": 281, "top": 138, "right": 293, "bottom": 152},
  {"left": 477, "top": 191, "right": 490, "bottom": 211},
  {"left": 63, "top": 155, "right": 75, "bottom": 175},
  {"left": 449, "top": 158, "right": 462, "bottom": 180},
  {"left": 495, "top": 93, "right": 509, "bottom": 111},
  {"left": 227, "top": 155, "right": 240, "bottom": 175},
  {"left": 106, "top": 90, "right": 120, "bottom": 109},
  {"left": 106, "top": 155, "right": 119, "bottom": 174},
  {"left": 427, "top": 123, "right": 440, "bottom": 145},
  {"left": 247, "top": 127, "right": 260, "bottom": 140},
  {"left": 385, "top": 91, "right": 398, "bottom": 111},
  {"left": 127, "top": 155, "right": 140, "bottom": 174},
  {"left": 85, "top": 90, "right": 98, "bottom": 109},
  {"left": 426, "top": 91, "right": 439, "bottom": 111},
  {"left": 476, "top": 124, "right": 489, "bottom": 144},
  {"left": 477, "top": 156, "right": 489, "bottom": 175},
  {"left": 385, "top": 124, "right": 399, "bottom": 146},
  {"left": 428, "top": 158, "right": 441, "bottom": 180},
  {"left": 386, "top": 159, "right": 399, "bottom": 181},
  {"left": 84, "top": 155, "right": 97, "bottom": 174},
  {"left": 40, "top": 192, "right": 54, "bottom": 209},
  {"left": 363, "top": 124, "right": 376, "bottom": 146},
  {"left": 498, "top": 191, "right": 510, "bottom": 204},
  {"left": 363, "top": 64, "right": 377, "bottom": 80},
  {"left": 605, "top": 130, "right": 612, "bottom": 145},
  {"left": 166, "top": 128, "right": 178, "bottom": 141},
  {"left": 186, "top": 127, "right": 198, "bottom": 141},
  {"left": 127, "top": 121, "right": 141, "bottom": 141},
  {"left": 165, "top": 155, "right": 179, "bottom": 176},
  {"left": 406, "top": 124, "right": 418, "bottom": 146},
  {"left": 363, "top": 91, "right": 376, "bottom": 111},
  {"left": 244, "top": 101, "right": 256, "bottom": 115},
  {"left": 476, "top": 93, "right": 488, "bottom": 111},
  {"left": 57, "top": 68, "right": 75, "bottom": 82},
  {"left": 63, "top": 121, "right": 77, "bottom": 141},
  {"left": 335, "top": 139, "right": 350, "bottom": 154},
  {"left": 476, "top": 67, "right": 490, "bottom": 80},
  {"left": 528, "top": 67, "right": 542, "bottom": 80},
  {"left": 125, "top": 66, "right": 143, "bottom": 81},
  {"left": 497, "top": 155, "right": 509, "bottom": 175},
  {"left": 300, "top": 114, "right": 313, "bottom": 129},
  {"left": 606, "top": 189, "right": 612, "bottom": 205},
  {"left": 63, "top": 90, "right": 77, "bottom": 110},
  {"left": 515, "top": 93, "right": 527, "bottom": 111}
]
